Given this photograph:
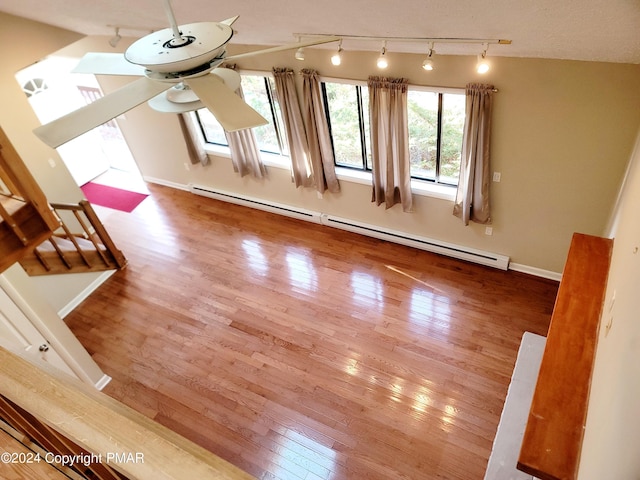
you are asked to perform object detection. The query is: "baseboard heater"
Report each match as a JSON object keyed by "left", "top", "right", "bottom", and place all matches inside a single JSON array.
[{"left": 189, "top": 184, "right": 510, "bottom": 270}]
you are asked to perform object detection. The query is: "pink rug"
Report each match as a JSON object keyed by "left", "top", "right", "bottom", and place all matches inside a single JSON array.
[{"left": 80, "top": 182, "right": 148, "bottom": 212}]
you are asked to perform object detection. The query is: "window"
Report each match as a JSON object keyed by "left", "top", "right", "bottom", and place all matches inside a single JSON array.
[
  {"left": 322, "top": 81, "right": 464, "bottom": 186},
  {"left": 322, "top": 82, "right": 371, "bottom": 170},
  {"left": 196, "top": 73, "right": 289, "bottom": 156},
  {"left": 195, "top": 72, "right": 465, "bottom": 191}
]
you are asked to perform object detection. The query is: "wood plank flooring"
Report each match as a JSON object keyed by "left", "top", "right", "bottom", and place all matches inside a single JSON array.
[{"left": 63, "top": 183, "right": 558, "bottom": 480}]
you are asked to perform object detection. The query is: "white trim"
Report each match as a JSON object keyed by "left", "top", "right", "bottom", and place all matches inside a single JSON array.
[
  {"left": 189, "top": 183, "right": 510, "bottom": 270},
  {"left": 142, "top": 176, "right": 190, "bottom": 191},
  {"left": 509, "top": 262, "right": 562, "bottom": 281},
  {"left": 94, "top": 373, "right": 112, "bottom": 391},
  {"left": 58, "top": 270, "right": 116, "bottom": 318}
]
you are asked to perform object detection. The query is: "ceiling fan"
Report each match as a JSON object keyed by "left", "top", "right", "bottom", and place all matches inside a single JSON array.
[{"left": 33, "top": 0, "right": 338, "bottom": 149}]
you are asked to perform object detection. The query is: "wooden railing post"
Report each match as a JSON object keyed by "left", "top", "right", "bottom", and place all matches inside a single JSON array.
[{"left": 517, "top": 233, "right": 613, "bottom": 479}]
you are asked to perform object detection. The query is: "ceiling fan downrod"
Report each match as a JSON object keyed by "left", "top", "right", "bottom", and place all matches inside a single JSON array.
[{"left": 162, "top": 0, "right": 191, "bottom": 47}]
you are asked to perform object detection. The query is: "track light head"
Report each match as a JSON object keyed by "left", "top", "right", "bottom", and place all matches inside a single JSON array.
[
  {"left": 331, "top": 40, "right": 343, "bottom": 66},
  {"left": 376, "top": 42, "right": 388, "bottom": 69},
  {"left": 476, "top": 44, "right": 490, "bottom": 73},
  {"left": 108, "top": 27, "right": 122, "bottom": 48},
  {"left": 422, "top": 44, "right": 435, "bottom": 71}
]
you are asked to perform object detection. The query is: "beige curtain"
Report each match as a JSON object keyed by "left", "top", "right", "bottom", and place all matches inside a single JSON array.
[
  {"left": 179, "top": 113, "right": 209, "bottom": 166},
  {"left": 225, "top": 89, "right": 267, "bottom": 179},
  {"left": 368, "top": 76, "right": 412, "bottom": 212},
  {"left": 272, "top": 67, "right": 314, "bottom": 188},
  {"left": 301, "top": 69, "right": 340, "bottom": 194},
  {"left": 453, "top": 83, "right": 495, "bottom": 225}
]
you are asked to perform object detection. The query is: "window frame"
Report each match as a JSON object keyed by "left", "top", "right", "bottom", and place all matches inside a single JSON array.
[
  {"left": 319, "top": 76, "right": 465, "bottom": 187},
  {"left": 194, "top": 70, "right": 460, "bottom": 201},
  {"left": 195, "top": 70, "right": 289, "bottom": 158}
]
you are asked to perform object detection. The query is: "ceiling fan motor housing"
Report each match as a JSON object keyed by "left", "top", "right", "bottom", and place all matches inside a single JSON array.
[{"left": 124, "top": 22, "right": 233, "bottom": 74}]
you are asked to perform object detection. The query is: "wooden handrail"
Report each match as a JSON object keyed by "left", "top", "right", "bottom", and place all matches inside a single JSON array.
[
  {"left": 0, "top": 346, "right": 254, "bottom": 480},
  {"left": 517, "top": 233, "right": 613, "bottom": 480},
  {"left": 0, "top": 127, "right": 59, "bottom": 232},
  {"left": 50, "top": 200, "right": 127, "bottom": 270}
]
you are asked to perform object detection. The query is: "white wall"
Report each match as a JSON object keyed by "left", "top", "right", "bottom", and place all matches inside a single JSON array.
[
  {"left": 578, "top": 130, "right": 640, "bottom": 478},
  {"left": 3, "top": 14, "right": 640, "bottom": 287},
  {"left": 76, "top": 39, "right": 640, "bottom": 276}
]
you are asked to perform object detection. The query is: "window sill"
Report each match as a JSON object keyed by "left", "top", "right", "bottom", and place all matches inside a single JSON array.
[
  {"left": 334, "top": 167, "right": 456, "bottom": 201},
  {"left": 203, "top": 145, "right": 455, "bottom": 201}
]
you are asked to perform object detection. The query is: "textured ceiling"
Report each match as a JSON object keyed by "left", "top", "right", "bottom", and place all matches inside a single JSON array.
[{"left": 1, "top": 0, "right": 639, "bottom": 63}]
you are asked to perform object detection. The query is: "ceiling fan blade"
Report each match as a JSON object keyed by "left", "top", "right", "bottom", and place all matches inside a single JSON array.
[
  {"left": 72, "top": 52, "right": 146, "bottom": 76},
  {"left": 220, "top": 16, "right": 239, "bottom": 26},
  {"left": 226, "top": 36, "right": 341, "bottom": 61},
  {"left": 33, "top": 77, "right": 172, "bottom": 148},
  {"left": 184, "top": 75, "right": 267, "bottom": 132}
]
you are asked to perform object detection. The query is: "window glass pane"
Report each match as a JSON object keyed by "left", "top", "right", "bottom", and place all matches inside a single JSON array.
[
  {"left": 439, "top": 93, "right": 465, "bottom": 185},
  {"left": 198, "top": 108, "right": 227, "bottom": 145},
  {"left": 407, "top": 90, "right": 438, "bottom": 180},
  {"left": 196, "top": 74, "right": 289, "bottom": 157},
  {"left": 266, "top": 77, "right": 289, "bottom": 156},
  {"left": 324, "top": 83, "right": 365, "bottom": 169}
]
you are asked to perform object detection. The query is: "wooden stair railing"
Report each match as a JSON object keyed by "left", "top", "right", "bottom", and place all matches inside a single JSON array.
[
  {"left": 0, "top": 345, "right": 254, "bottom": 480},
  {"left": 20, "top": 200, "right": 127, "bottom": 276},
  {"left": 517, "top": 233, "right": 613, "bottom": 480},
  {"left": 0, "top": 127, "right": 60, "bottom": 274}
]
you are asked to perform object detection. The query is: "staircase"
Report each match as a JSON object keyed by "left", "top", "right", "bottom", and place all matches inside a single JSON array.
[
  {"left": 0, "top": 127, "right": 60, "bottom": 274},
  {"left": 19, "top": 201, "right": 127, "bottom": 275},
  {"left": 1, "top": 126, "right": 126, "bottom": 276}
]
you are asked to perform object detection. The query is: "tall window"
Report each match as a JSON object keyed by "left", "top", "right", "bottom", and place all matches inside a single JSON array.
[
  {"left": 196, "top": 73, "right": 465, "bottom": 187},
  {"left": 322, "top": 81, "right": 464, "bottom": 186},
  {"left": 196, "top": 74, "right": 289, "bottom": 156}
]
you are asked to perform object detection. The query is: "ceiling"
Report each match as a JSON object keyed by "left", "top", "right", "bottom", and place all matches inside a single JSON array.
[{"left": 1, "top": 0, "right": 639, "bottom": 64}]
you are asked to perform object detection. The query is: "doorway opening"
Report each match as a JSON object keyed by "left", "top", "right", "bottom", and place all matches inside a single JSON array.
[{"left": 15, "top": 56, "right": 147, "bottom": 194}]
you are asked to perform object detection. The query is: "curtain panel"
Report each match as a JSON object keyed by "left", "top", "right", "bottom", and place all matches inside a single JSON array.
[
  {"left": 453, "top": 83, "right": 495, "bottom": 225},
  {"left": 368, "top": 76, "right": 412, "bottom": 212},
  {"left": 219, "top": 63, "right": 266, "bottom": 178},
  {"left": 179, "top": 113, "right": 209, "bottom": 166},
  {"left": 272, "top": 67, "right": 314, "bottom": 188},
  {"left": 301, "top": 69, "right": 340, "bottom": 194}
]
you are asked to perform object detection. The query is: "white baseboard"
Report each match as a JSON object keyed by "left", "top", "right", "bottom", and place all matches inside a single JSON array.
[
  {"left": 509, "top": 263, "right": 562, "bottom": 281},
  {"left": 94, "top": 373, "right": 112, "bottom": 391},
  {"left": 58, "top": 270, "right": 116, "bottom": 319},
  {"left": 142, "top": 176, "right": 190, "bottom": 191},
  {"left": 144, "top": 180, "right": 564, "bottom": 281}
]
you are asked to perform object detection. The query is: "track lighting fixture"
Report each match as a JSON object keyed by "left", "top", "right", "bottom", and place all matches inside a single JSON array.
[
  {"left": 476, "top": 44, "right": 490, "bottom": 73},
  {"left": 291, "top": 33, "right": 510, "bottom": 73},
  {"left": 331, "top": 40, "right": 343, "bottom": 66},
  {"left": 422, "top": 43, "right": 435, "bottom": 71},
  {"left": 108, "top": 27, "right": 121, "bottom": 48},
  {"left": 376, "top": 42, "right": 388, "bottom": 69}
]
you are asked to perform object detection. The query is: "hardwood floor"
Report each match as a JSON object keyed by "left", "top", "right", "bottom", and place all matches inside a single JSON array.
[{"left": 64, "top": 183, "right": 558, "bottom": 480}]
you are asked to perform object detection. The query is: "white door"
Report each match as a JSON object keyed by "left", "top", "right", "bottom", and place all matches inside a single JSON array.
[{"left": 0, "top": 287, "right": 75, "bottom": 377}]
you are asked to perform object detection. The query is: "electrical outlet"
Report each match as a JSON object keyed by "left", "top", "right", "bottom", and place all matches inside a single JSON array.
[
  {"left": 485, "top": 226, "right": 493, "bottom": 236},
  {"left": 492, "top": 171, "right": 501, "bottom": 182}
]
